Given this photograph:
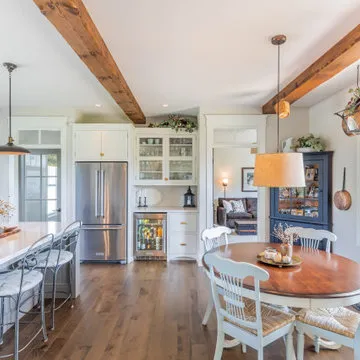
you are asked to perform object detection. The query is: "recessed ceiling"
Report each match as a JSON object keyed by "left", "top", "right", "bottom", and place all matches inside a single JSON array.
[{"left": 1, "top": 0, "right": 359, "bottom": 118}]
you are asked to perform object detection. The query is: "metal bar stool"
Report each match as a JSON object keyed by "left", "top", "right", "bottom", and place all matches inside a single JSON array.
[
  {"left": 37, "top": 221, "right": 81, "bottom": 330},
  {"left": 0, "top": 234, "right": 54, "bottom": 360}
]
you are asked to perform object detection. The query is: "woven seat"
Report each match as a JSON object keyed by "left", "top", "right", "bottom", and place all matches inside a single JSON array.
[
  {"left": 297, "top": 307, "right": 360, "bottom": 339},
  {"left": 225, "top": 299, "right": 295, "bottom": 336},
  {"left": 37, "top": 249, "right": 73, "bottom": 268},
  {"left": 0, "top": 270, "right": 43, "bottom": 297}
]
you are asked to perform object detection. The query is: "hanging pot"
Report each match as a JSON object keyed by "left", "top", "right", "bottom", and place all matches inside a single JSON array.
[
  {"left": 340, "top": 99, "right": 360, "bottom": 137},
  {"left": 334, "top": 167, "right": 352, "bottom": 210}
]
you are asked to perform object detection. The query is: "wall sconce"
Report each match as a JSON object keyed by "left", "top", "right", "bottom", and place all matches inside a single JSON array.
[{"left": 222, "top": 178, "right": 228, "bottom": 197}]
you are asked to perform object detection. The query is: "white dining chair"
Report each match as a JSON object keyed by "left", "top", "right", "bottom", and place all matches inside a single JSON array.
[
  {"left": 284, "top": 227, "right": 337, "bottom": 253},
  {"left": 205, "top": 252, "right": 295, "bottom": 360},
  {"left": 296, "top": 307, "right": 360, "bottom": 360},
  {"left": 284, "top": 226, "right": 338, "bottom": 353},
  {"left": 201, "top": 226, "right": 231, "bottom": 326}
]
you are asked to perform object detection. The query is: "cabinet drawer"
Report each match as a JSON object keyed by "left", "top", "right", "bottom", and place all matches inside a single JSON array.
[
  {"left": 169, "top": 213, "right": 197, "bottom": 232},
  {"left": 168, "top": 233, "right": 197, "bottom": 256}
]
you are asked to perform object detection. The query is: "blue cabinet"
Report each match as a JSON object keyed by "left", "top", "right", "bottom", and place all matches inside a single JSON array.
[{"left": 270, "top": 152, "right": 333, "bottom": 250}]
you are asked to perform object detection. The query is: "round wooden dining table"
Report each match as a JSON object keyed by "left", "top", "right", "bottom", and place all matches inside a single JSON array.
[
  {"left": 202, "top": 242, "right": 360, "bottom": 309},
  {"left": 202, "top": 242, "right": 360, "bottom": 358}
]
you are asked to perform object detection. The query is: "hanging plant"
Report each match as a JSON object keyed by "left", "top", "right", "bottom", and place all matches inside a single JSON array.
[
  {"left": 345, "top": 87, "right": 360, "bottom": 117},
  {"left": 148, "top": 114, "right": 197, "bottom": 133}
]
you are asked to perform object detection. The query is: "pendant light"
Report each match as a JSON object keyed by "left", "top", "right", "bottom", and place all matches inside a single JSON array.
[
  {"left": 0, "top": 63, "right": 30, "bottom": 155},
  {"left": 254, "top": 35, "right": 305, "bottom": 188}
]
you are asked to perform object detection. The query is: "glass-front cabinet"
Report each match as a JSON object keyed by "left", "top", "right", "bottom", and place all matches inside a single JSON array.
[
  {"left": 135, "top": 131, "right": 197, "bottom": 185},
  {"left": 270, "top": 152, "right": 333, "bottom": 249}
]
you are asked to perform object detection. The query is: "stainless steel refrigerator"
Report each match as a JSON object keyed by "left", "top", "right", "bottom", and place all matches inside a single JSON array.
[{"left": 76, "top": 162, "right": 127, "bottom": 263}]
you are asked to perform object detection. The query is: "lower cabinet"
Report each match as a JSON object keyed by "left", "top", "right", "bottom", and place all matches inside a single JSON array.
[{"left": 167, "top": 212, "right": 198, "bottom": 261}]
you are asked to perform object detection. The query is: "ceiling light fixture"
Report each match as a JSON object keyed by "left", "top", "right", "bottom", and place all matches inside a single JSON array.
[
  {"left": 162, "top": 104, "right": 169, "bottom": 108},
  {"left": 254, "top": 35, "right": 305, "bottom": 188},
  {"left": 95, "top": 103, "right": 102, "bottom": 108},
  {"left": 0, "top": 63, "right": 30, "bottom": 156}
]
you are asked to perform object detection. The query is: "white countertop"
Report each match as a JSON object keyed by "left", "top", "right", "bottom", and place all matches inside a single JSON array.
[
  {"left": 0, "top": 222, "right": 64, "bottom": 267},
  {"left": 133, "top": 206, "right": 198, "bottom": 213}
]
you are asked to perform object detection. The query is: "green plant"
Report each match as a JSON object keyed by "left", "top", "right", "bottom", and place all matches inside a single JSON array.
[
  {"left": 346, "top": 87, "right": 360, "bottom": 116},
  {"left": 148, "top": 114, "right": 197, "bottom": 133},
  {"left": 295, "top": 134, "right": 325, "bottom": 152}
]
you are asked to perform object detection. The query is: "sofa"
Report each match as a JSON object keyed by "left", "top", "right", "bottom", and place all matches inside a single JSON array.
[{"left": 217, "top": 197, "right": 257, "bottom": 229}]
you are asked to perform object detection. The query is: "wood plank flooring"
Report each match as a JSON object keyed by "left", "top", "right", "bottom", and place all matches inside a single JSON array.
[{"left": 1, "top": 261, "right": 354, "bottom": 359}]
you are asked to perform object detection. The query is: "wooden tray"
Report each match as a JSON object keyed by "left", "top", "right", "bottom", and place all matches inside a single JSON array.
[
  {"left": 257, "top": 253, "right": 303, "bottom": 268},
  {"left": 0, "top": 228, "right": 21, "bottom": 239}
]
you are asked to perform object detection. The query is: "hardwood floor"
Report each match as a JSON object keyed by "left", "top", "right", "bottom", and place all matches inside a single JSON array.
[{"left": 2, "top": 261, "right": 354, "bottom": 359}]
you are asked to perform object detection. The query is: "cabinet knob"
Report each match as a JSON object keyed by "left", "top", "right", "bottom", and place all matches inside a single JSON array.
[
  {"left": 180, "top": 243, "right": 187, "bottom": 246},
  {"left": 164, "top": 177, "right": 169, "bottom": 181},
  {"left": 100, "top": 152, "right": 104, "bottom": 157},
  {"left": 180, "top": 222, "right": 187, "bottom": 225}
]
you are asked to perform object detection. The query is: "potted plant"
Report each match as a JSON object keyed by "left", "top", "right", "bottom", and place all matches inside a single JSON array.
[
  {"left": 148, "top": 114, "right": 197, "bottom": 133},
  {"left": 294, "top": 134, "right": 325, "bottom": 152}
]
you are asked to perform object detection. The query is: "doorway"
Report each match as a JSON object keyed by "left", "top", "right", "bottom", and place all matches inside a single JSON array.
[{"left": 19, "top": 150, "right": 61, "bottom": 222}]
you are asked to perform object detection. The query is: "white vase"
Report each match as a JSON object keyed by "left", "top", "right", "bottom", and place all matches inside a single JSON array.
[{"left": 296, "top": 147, "right": 314, "bottom": 153}]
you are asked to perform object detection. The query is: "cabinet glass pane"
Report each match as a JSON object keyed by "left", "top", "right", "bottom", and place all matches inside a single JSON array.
[
  {"left": 136, "top": 219, "right": 165, "bottom": 251},
  {"left": 169, "top": 137, "right": 193, "bottom": 157},
  {"left": 277, "top": 163, "right": 320, "bottom": 218},
  {"left": 139, "top": 137, "right": 163, "bottom": 157},
  {"left": 169, "top": 160, "right": 192, "bottom": 180},
  {"left": 139, "top": 160, "right": 162, "bottom": 180},
  {"left": 18, "top": 130, "right": 39, "bottom": 145}
]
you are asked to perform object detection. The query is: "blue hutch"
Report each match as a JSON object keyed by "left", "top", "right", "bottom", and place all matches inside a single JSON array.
[{"left": 270, "top": 151, "right": 333, "bottom": 250}]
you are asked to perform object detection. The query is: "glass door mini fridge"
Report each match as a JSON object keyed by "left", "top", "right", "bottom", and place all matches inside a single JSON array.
[{"left": 134, "top": 213, "right": 167, "bottom": 260}]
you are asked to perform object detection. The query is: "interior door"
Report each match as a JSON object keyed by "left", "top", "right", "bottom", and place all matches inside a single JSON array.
[{"left": 19, "top": 150, "right": 61, "bottom": 222}]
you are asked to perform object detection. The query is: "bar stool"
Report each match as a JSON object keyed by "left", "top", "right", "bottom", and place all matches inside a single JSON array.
[
  {"left": 36, "top": 221, "right": 81, "bottom": 330},
  {"left": 0, "top": 234, "right": 54, "bottom": 360}
]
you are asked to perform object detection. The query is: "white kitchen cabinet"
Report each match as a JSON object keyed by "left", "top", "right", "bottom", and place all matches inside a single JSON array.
[
  {"left": 74, "top": 129, "right": 128, "bottom": 161},
  {"left": 135, "top": 129, "right": 197, "bottom": 185},
  {"left": 167, "top": 212, "right": 198, "bottom": 261}
]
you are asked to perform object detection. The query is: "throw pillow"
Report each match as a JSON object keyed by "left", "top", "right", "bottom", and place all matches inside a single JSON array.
[
  {"left": 231, "top": 200, "right": 246, "bottom": 213},
  {"left": 222, "top": 200, "right": 233, "bottom": 214}
]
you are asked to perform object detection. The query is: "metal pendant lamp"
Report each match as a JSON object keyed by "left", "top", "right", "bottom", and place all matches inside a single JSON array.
[
  {"left": 0, "top": 63, "right": 30, "bottom": 155},
  {"left": 254, "top": 35, "right": 305, "bottom": 188}
]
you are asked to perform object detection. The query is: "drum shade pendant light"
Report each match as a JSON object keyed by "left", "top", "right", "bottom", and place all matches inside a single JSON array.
[
  {"left": 0, "top": 63, "right": 30, "bottom": 155},
  {"left": 254, "top": 35, "right": 305, "bottom": 188}
]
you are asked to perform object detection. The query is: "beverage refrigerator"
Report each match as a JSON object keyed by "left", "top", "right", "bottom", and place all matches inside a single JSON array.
[{"left": 133, "top": 213, "right": 167, "bottom": 260}]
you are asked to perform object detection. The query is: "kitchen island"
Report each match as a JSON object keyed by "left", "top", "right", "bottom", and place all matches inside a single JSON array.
[{"left": 0, "top": 222, "right": 64, "bottom": 268}]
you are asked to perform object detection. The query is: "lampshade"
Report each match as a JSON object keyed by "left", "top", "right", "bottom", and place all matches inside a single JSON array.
[
  {"left": 274, "top": 99, "right": 290, "bottom": 119},
  {"left": 254, "top": 153, "right": 305, "bottom": 187},
  {"left": 0, "top": 142, "right": 30, "bottom": 155}
]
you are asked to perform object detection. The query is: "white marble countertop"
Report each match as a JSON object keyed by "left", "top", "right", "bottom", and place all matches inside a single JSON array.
[
  {"left": 0, "top": 222, "right": 64, "bottom": 267},
  {"left": 133, "top": 206, "right": 198, "bottom": 213}
]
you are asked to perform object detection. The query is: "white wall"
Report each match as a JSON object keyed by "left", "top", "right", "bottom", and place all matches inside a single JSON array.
[
  {"left": 309, "top": 85, "right": 360, "bottom": 262},
  {"left": 266, "top": 107, "right": 310, "bottom": 152},
  {"left": 213, "top": 147, "right": 256, "bottom": 199}
]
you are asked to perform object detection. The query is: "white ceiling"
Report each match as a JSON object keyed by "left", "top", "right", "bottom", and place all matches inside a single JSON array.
[{"left": 0, "top": 0, "right": 359, "bottom": 118}]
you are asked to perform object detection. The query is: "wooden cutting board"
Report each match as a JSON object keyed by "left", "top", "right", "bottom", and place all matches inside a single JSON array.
[{"left": 0, "top": 228, "right": 21, "bottom": 239}]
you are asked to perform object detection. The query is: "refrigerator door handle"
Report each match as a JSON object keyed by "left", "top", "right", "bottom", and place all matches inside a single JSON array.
[
  {"left": 100, "top": 170, "right": 105, "bottom": 217},
  {"left": 95, "top": 170, "right": 100, "bottom": 217}
]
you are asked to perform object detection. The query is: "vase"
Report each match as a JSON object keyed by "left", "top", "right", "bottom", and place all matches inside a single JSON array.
[
  {"left": 296, "top": 147, "right": 314, "bottom": 153},
  {"left": 280, "top": 243, "right": 293, "bottom": 258}
]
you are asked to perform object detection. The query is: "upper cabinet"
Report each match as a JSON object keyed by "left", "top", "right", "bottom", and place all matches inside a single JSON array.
[
  {"left": 73, "top": 125, "right": 129, "bottom": 162},
  {"left": 135, "top": 130, "right": 197, "bottom": 185}
]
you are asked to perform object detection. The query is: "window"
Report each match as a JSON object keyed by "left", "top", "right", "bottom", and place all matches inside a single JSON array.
[{"left": 19, "top": 150, "right": 61, "bottom": 222}]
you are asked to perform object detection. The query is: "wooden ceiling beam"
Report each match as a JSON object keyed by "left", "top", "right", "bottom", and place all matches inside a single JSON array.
[
  {"left": 33, "top": 0, "right": 146, "bottom": 124},
  {"left": 263, "top": 24, "right": 360, "bottom": 114}
]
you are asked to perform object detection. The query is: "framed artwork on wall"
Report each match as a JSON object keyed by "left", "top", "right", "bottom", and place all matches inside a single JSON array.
[{"left": 242, "top": 167, "right": 256, "bottom": 192}]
